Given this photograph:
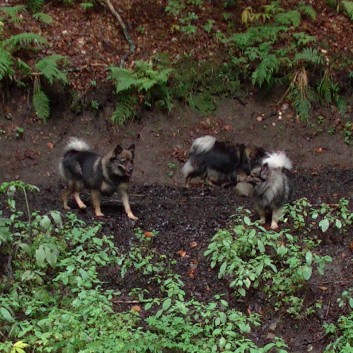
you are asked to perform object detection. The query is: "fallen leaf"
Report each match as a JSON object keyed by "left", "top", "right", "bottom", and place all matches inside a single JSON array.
[
  {"left": 314, "top": 147, "right": 323, "bottom": 153},
  {"left": 144, "top": 231, "right": 153, "bottom": 238},
  {"left": 177, "top": 250, "right": 187, "bottom": 257},
  {"left": 189, "top": 241, "right": 198, "bottom": 248},
  {"left": 131, "top": 305, "right": 141, "bottom": 313},
  {"left": 47, "top": 142, "right": 54, "bottom": 149}
]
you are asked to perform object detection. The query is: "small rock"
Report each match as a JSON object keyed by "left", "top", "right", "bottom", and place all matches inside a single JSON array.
[{"left": 235, "top": 182, "right": 254, "bottom": 197}]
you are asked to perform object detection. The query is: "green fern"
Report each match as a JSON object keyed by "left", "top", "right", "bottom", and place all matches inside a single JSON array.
[
  {"left": 251, "top": 54, "right": 280, "bottom": 86},
  {"left": 35, "top": 55, "right": 68, "bottom": 84},
  {"left": 293, "top": 94, "right": 311, "bottom": 121},
  {"left": 0, "top": 49, "right": 14, "bottom": 80},
  {"left": 336, "top": 96, "right": 347, "bottom": 116},
  {"left": 297, "top": 3, "right": 317, "bottom": 20},
  {"left": 274, "top": 10, "right": 301, "bottom": 27},
  {"left": 108, "top": 60, "right": 172, "bottom": 124},
  {"left": 15, "top": 58, "right": 31, "bottom": 76},
  {"left": 294, "top": 48, "right": 324, "bottom": 65},
  {"left": 26, "top": 0, "right": 45, "bottom": 12},
  {"left": 0, "top": 5, "right": 26, "bottom": 23},
  {"left": 81, "top": 2, "right": 94, "bottom": 11},
  {"left": 33, "top": 87, "right": 50, "bottom": 122},
  {"left": 32, "top": 12, "right": 53, "bottom": 24},
  {"left": 111, "top": 95, "right": 138, "bottom": 125},
  {"left": 318, "top": 76, "right": 333, "bottom": 102},
  {"left": 3, "top": 32, "right": 47, "bottom": 52},
  {"left": 318, "top": 75, "right": 347, "bottom": 115},
  {"left": 108, "top": 67, "right": 137, "bottom": 93},
  {"left": 342, "top": 1, "right": 353, "bottom": 21},
  {"left": 292, "top": 32, "right": 317, "bottom": 46}
]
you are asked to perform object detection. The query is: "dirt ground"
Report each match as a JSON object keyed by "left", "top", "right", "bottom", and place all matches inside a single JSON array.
[{"left": 1, "top": 90, "right": 353, "bottom": 352}]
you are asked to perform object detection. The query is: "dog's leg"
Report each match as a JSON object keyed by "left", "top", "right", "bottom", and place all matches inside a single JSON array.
[
  {"left": 62, "top": 188, "right": 72, "bottom": 210},
  {"left": 121, "top": 190, "right": 138, "bottom": 220},
  {"left": 91, "top": 190, "right": 104, "bottom": 217},
  {"left": 73, "top": 192, "right": 87, "bottom": 209},
  {"left": 185, "top": 176, "right": 191, "bottom": 188},
  {"left": 257, "top": 207, "right": 266, "bottom": 225},
  {"left": 270, "top": 208, "right": 282, "bottom": 230},
  {"left": 118, "top": 183, "right": 138, "bottom": 220}
]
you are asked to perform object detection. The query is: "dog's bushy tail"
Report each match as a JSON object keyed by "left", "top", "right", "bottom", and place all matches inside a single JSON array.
[
  {"left": 262, "top": 151, "right": 293, "bottom": 170},
  {"left": 190, "top": 135, "right": 216, "bottom": 154},
  {"left": 63, "top": 137, "right": 91, "bottom": 154}
]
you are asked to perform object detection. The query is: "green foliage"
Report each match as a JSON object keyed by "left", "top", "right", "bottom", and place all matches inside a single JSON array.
[
  {"left": 226, "top": 1, "right": 346, "bottom": 120},
  {"left": 81, "top": 2, "right": 94, "bottom": 11},
  {"left": 3, "top": 32, "right": 47, "bottom": 53},
  {"left": 108, "top": 60, "right": 173, "bottom": 124},
  {"left": 172, "top": 59, "right": 240, "bottom": 113},
  {"left": 35, "top": 54, "right": 68, "bottom": 85},
  {"left": 116, "top": 228, "right": 174, "bottom": 282},
  {"left": 283, "top": 198, "right": 353, "bottom": 234},
  {"left": 297, "top": 2, "right": 317, "bottom": 20},
  {"left": 26, "top": 0, "right": 45, "bottom": 12},
  {"left": 205, "top": 208, "right": 332, "bottom": 314},
  {"left": 274, "top": 10, "right": 301, "bottom": 27},
  {"left": 0, "top": 50, "right": 14, "bottom": 80},
  {"left": 32, "top": 12, "right": 53, "bottom": 24},
  {"left": 110, "top": 94, "right": 138, "bottom": 125},
  {"left": 139, "top": 279, "right": 288, "bottom": 353},
  {"left": 0, "top": 5, "right": 26, "bottom": 23},
  {"left": 33, "top": 87, "right": 50, "bottom": 121},
  {"left": 324, "top": 288, "right": 353, "bottom": 352},
  {"left": 342, "top": 1, "right": 353, "bottom": 21},
  {"left": 251, "top": 54, "right": 280, "bottom": 87},
  {"left": 294, "top": 48, "right": 324, "bottom": 65},
  {"left": 0, "top": 182, "right": 290, "bottom": 353}
]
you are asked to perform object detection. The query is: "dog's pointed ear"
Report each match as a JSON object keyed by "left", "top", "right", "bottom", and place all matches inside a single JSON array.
[
  {"left": 114, "top": 145, "right": 123, "bottom": 155},
  {"left": 260, "top": 163, "right": 269, "bottom": 179},
  {"left": 128, "top": 144, "right": 135, "bottom": 158}
]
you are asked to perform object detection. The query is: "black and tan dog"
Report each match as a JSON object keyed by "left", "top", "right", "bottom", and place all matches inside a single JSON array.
[
  {"left": 59, "top": 137, "right": 138, "bottom": 220},
  {"left": 182, "top": 135, "right": 266, "bottom": 187}
]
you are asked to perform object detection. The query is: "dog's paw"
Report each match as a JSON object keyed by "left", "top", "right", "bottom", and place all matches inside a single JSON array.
[
  {"left": 270, "top": 222, "right": 279, "bottom": 230},
  {"left": 128, "top": 213, "right": 138, "bottom": 221}
]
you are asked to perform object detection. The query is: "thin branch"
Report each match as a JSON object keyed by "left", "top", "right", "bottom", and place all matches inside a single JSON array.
[{"left": 99, "top": 0, "right": 135, "bottom": 66}]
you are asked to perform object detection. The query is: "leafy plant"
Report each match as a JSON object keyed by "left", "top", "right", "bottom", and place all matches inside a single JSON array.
[
  {"left": 116, "top": 228, "right": 174, "bottom": 283},
  {"left": 139, "top": 278, "right": 288, "bottom": 353},
  {"left": 283, "top": 198, "right": 353, "bottom": 233},
  {"left": 342, "top": 1, "right": 353, "bottom": 21},
  {"left": 108, "top": 60, "right": 173, "bottom": 124},
  {"left": 205, "top": 211, "right": 332, "bottom": 313},
  {"left": 323, "top": 288, "right": 353, "bottom": 352},
  {"left": 0, "top": 8, "right": 69, "bottom": 121}
]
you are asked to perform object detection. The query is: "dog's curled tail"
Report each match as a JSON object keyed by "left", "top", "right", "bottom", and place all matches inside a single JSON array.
[
  {"left": 63, "top": 137, "right": 91, "bottom": 154},
  {"left": 262, "top": 151, "right": 293, "bottom": 170},
  {"left": 190, "top": 135, "right": 216, "bottom": 154}
]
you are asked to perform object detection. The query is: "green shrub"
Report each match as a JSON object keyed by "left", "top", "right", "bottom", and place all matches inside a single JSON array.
[
  {"left": 205, "top": 210, "right": 332, "bottom": 314},
  {"left": 108, "top": 60, "right": 173, "bottom": 124}
]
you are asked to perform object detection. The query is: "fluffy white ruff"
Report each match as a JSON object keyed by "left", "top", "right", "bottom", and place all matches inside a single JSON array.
[
  {"left": 190, "top": 135, "right": 216, "bottom": 154},
  {"left": 64, "top": 137, "right": 91, "bottom": 154},
  {"left": 262, "top": 151, "right": 293, "bottom": 170}
]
